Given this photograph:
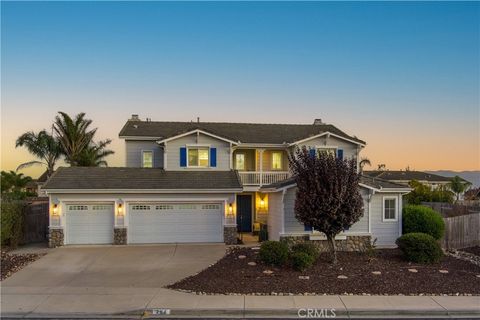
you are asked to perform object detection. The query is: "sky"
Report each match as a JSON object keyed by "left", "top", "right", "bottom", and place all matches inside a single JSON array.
[{"left": 1, "top": 1, "right": 479, "bottom": 178}]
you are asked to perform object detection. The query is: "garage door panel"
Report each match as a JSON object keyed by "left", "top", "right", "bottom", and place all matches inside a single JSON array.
[
  {"left": 66, "top": 204, "right": 114, "bottom": 245},
  {"left": 129, "top": 203, "right": 223, "bottom": 244}
]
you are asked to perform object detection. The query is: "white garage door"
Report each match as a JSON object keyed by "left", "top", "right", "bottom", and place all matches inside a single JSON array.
[
  {"left": 129, "top": 202, "right": 223, "bottom": 244},
  {"left": 66, "top": 203, "right": 114, "bottom": 245}
]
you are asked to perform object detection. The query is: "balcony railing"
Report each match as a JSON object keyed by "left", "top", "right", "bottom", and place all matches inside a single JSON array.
[{"left": 238, "top": 171, "right": 290, "bottom": 186}]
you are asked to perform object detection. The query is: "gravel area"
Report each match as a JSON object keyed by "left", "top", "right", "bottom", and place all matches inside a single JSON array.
[
  {"left": 460, "top": 246, "right": 480, "bottom": 257},
  {"left": 1, "top": 250, "right": 44, "bottom": 280},
  {"left": 168, "top": 247, "right": 480, "bottom": 295}
]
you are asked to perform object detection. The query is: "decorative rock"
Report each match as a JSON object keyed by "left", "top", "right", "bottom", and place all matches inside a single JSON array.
[
  {"left": 238, "top": 255, "right": 246, "bottom": 259},
  {"left": 439, "top": 269, "right": 449, "bottom": 274},
  {"left": 372, "top": 271, "right": 382, "bottom": 275},
  {"left": 408, "top": 268, "right": 418, "bottom": 273},
  {"left": 263, "top": 270, "right": 274, "bottom": 274},
  {"left": 248, "top": 262, "right": 257, "bottom": 266},
  {"left": 337, "top": 275, "right": 348, "bottom": 279},
  {"left": 251, "top": 247, "right": 260, "bottom": 250},
  {"left": 299, "top": 275, "right": 310, "bottom": 280},
  {"left": 476, "top": 275, "right": 480, "bottom": 278}
]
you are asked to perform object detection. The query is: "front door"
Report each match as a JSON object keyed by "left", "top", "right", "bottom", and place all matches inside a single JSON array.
[{"left": 236, "top": 195, "right": 252, "bottom": 232}]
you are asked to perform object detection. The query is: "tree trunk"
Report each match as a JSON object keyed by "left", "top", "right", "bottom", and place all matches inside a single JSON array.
[{"left": 327, "top": 234, "right": 337, "bottom": 264}]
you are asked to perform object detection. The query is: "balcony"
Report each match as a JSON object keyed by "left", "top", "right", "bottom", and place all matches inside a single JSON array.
[{"left": 238, "top": 171, "right": 290, "bottom": 186}]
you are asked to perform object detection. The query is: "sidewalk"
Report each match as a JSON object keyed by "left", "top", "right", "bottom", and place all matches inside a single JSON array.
[{"left": 2, "top": 286, "right": 479, "bottom": 319}]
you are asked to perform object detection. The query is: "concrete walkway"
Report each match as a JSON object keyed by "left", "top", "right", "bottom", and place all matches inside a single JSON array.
[{"left": 2, "top": 245, "right": 479, "bottom": 318}]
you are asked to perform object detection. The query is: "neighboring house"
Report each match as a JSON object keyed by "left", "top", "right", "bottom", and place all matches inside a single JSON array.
[
  {"left": 25, "top": 170, "right": 49, "bottom": 197},
  {"left": 42, "top": 115, "right": 410, "bottom": 247},
  {"left": 364, "top": 170, "right": 458, "bottom": 189}
]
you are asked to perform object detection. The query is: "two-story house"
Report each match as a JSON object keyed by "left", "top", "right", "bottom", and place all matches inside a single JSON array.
[{"left": 43, "top": 116, "right": 410, "bottom": 248}]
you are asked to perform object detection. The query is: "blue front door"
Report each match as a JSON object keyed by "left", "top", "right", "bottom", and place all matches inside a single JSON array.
[{"left": 236, "top": 195, "right": 252, "bottom": 232}]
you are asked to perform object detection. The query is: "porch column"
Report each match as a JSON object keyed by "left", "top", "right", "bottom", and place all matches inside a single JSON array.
[{"left": 259, "top": 149, "right": 265, "bottom": 186}]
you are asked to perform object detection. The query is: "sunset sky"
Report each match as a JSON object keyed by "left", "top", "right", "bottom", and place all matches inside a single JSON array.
[{"left": 1, "top": 2, "right": 479, "bottom": 178}]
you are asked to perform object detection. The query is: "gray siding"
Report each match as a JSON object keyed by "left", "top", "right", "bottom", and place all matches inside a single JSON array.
[
  {"left": 267, "top": 191, "right": 283, "bottom": 241},
  {"left": 165, "top": 133, "right": 231, "bottom": 170},
  {"left": 125, "top": 140, "right": 163, "bottom": 168},
  {"left": 370, "top": 193, "right": 402, "bottom": 247},
  {"left": 283, "top": 186, "right": 370, "bottom": 235},
  {"left": 297, "top": 135, "right": 359, "bottom": 160},
  {"left": 283, "top": 188, "right": 305, "bottom": 233}
]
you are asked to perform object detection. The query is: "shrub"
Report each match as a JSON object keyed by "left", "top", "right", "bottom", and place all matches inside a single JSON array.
[
  {"left": 403, "top": 205, "right": 445, "bottom": 240},
  {"left": 259, "top": 241, "right": 289, "bottom": 266},
  {"left": 291, "top": 242, "right": 319, "bottom": 260},
  {"left": 291, "top": 251, "right": 315, "bottom": 271},
  {"left": 396, "top": 233, "right": 443, "bottom": 263},
  {"left": 1, "top": 200, "right": 25, "bottom": 248}
]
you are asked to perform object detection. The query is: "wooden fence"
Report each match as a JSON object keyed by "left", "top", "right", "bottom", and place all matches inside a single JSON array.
[
  {"left": 442, "top": 212, "right": 480, "bottom": 250},
  {"left": 23, "top": 201, "right": 49, "bottom": 244}
]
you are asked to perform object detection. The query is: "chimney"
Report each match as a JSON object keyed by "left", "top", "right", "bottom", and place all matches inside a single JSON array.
[
  {"left": 197, "top": 117, "right": 200, "bottom": 123},
  {"left": 130, "top": 114, "right": 140, "bottom": 121},
  {"left": 313, "top": 118, "right": 322, "bottom": 125}
]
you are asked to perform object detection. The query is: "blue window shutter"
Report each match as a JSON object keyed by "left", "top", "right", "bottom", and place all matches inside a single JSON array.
[
  {"left": 180, "top": 147, "right": 187, "bottom": 167},
  {"left": 304, "top": 224, "right": 313, "bottom": 231},
  {"left": 309, "top": 149, "right": 316, "bottom": 158},
  {"left": 210, "top": 148, "right": 217, "bottom": 167},
  {"left": 337, "top": 149, "right": 344, "bottom": 160}
]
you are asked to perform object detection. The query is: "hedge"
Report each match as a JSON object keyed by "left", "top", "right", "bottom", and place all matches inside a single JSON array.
[
  {"left": 403, "top": 205, "right": 445, "bottom": 240},
  {"left": 1, "top": 200, "right": 25, "bottom": 248}
]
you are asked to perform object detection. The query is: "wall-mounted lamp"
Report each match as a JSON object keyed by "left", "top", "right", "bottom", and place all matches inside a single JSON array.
[
  {"left": 117, "top": 203, "right": 123, "bottom": 215},
  {"left": 259, "top": 199, "right": 265, "bottom": 208},
  {"left": 228, "top": 203, "right": 233, "bottom": 214},
  {"left": 52, "top": 204, "right": 58, "bottom": 215}
]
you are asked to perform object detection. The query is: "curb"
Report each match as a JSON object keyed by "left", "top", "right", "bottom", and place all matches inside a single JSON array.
[{"left": 3, "top": 308, "right": 480, "bottom": 319}]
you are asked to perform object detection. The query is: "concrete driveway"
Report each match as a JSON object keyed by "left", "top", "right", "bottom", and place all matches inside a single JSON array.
[{"left": 2, "top": 244, "right": 225, "bottom": 316}]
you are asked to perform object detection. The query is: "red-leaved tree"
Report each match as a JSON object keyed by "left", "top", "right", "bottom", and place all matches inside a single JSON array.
[{"left": 289, "top": 147, "right": 364, "bottom": 264}]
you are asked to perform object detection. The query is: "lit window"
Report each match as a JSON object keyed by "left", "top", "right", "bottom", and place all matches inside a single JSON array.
[
  {"left": 317, "top": 147, "right": 336, "bottom": 156},
  {"left": 188, "top": 148, "right": 209, "bottom": 167},
  {"left": 235, "top": 153, "right": 245, "bottom": 170},
  {"left": 272, "top": 151, "right": 283, "bottom": 170},
  {"left": 383, "top": 197, "right": 397, "bottom": 221},
  {"left": 142, "top": 151, "right": 153, "bottom": 168}
]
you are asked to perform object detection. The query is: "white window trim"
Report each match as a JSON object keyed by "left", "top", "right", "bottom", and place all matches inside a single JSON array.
[
  {"left": 141, "top": 150, "right": 154, "bottom": 168},
  {"left": 271, "top": 151, "right": 283, "bottom": 171},
  {"left": 315, "top": 145, "right": 338, "bottom": 152},
  {"left": 187, "top": 146, "right": 210, "bottom": 168},
  {"left": 382, "top": 196, "right": 398, "bottom": 222}
]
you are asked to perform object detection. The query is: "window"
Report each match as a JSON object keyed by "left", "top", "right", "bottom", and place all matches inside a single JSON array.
[
  {"left": 131, "top": 205, "right": 151, "bottom": 210},
  {"left": 383, "top": 197, "right": 397, "bottom": 221},
  {"left": 142, "top": 151, "right": 153, "bottom": 168},
  {"left": 317, "top": 147, "right": 337, "bottom": 157},
  {"left": 235, "top": 153, "right": 245, "bottom": 170},
  {"left": 68, "top": 205, "right": 88, "bottom": 211},
  {"left": 201, "top": 204, "right": 220, "bottom": 210},
  {"left": 272, "top": 151, "right": 283, "bottom": 170},
  {"left": 156, "top": 204, "right": 174, "bottom": 210},
  {"left": 92, "top": 205, "right": 111, "bottom": 210},
  {"left": 178, "top": 204, "right": 197, "bottom": 210},
  {"left": 188, "top": 148, "right": 209, "bottom": 167}
]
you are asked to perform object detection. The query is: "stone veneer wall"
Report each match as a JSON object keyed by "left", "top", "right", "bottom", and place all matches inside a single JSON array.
[
  {"left": 280, "top": 235, "right": 371, "bottom": 252},
  {"left": 224, "top": 226, "right": 237, "bottom": 245},
  {"left": 114, "top": 228, "right": 127, "bottom": 245},
  {"left": 48, "top": 228, "right": 64, "bottom": 248}
]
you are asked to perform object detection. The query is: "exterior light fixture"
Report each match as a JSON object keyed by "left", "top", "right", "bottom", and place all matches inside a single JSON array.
[
  {"left": 228, "top": 203, "right": 233, "bottom": 214},
  {"left": 117, "top": 203, "right": 123, "bottom": 215},
  {"left": 52, "top": 204, "right": 58, "bottom": 215},
  {"left": 260, "top": 199, "right": 265, "bottom": 208}
]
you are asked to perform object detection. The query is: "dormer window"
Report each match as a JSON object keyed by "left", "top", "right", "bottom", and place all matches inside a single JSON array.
[
  {"left": 188, "top": 148, "right": 209, "bottom": 167},
  {"left": 142, "top": 151, "right": 153, "bottom": 168}
]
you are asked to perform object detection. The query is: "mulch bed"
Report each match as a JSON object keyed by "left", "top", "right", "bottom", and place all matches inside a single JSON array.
[
  {"left": 1, "top": 250, "right": 44, "bottom": 280},
  {"left": 460, "top": 246, "right": 480, "bottom": 257},
  {"left": 168, "top": 247, "right": 480, "bottom": 295}
]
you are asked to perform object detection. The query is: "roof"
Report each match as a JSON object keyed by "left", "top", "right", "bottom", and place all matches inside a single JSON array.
[
  {"left": 364, "top": 170, "right": 456, "bottom": 183},
  {"left": 42, "top": 167, "right": 242, "bottom": 191},
  {"left": 118, "top": 120, "right": 366, "bottom": 145},
  {"left": 37, "top": 170, "right": 51, "bottom": 183},
  {"left": 261, "top": 175, "right": 410, "bottom": 192}
]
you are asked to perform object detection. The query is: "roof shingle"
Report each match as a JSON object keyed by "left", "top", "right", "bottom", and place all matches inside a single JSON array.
[
  {"left": 118, "top": 120, "right": 366, "bottom": 145},
  {"left": 42, "top": 167, "right": 242, "bottom": 191}
]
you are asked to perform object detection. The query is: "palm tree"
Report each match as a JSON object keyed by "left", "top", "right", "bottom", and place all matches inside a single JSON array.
[
  {"left": 53, "top": 112, "right": 97, "bottom": 166},
  {"left": 1, "top": 170, "right": 32, "bottom": 193},
  {"left": 359, "top": 157, "right": 371, "bottom": 173},
  {"left": 15, "top": 130, "right": 61, "bottom": 176},
  {"left": 448, "top": 176, "right": 472, "bottom": 202},
  {"left": 76, "top": 139, "right": 115, "bottom": 167}
]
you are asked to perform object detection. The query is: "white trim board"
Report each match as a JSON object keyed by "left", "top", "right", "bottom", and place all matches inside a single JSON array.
[{"left": 157, "top": 129, "right": 240, "bottom": 145}]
